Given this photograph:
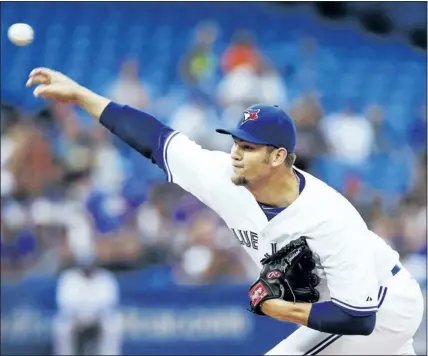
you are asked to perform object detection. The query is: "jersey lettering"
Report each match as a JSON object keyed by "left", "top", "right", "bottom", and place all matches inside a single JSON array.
[{"left": 231, "top": 229, "right": 259, "bottom": 250}]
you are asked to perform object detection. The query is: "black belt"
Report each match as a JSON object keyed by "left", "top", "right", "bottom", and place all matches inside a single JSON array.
[{"left": 391, "top": 264, "right": 401, "bottom": 276}]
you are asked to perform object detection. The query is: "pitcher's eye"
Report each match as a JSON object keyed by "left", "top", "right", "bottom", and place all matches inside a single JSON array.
[{"left": 243, "top": 145, "right": 254, "bottom": 150}]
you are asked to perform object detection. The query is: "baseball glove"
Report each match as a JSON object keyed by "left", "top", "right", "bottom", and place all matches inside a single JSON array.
[{"left": 248, "top": 236, "right": 320, "bottom": 315}]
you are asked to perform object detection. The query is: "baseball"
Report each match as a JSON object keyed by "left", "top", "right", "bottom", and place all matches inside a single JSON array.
[{"left": 8, "top": 23, "right": 34, "bottom": 46}]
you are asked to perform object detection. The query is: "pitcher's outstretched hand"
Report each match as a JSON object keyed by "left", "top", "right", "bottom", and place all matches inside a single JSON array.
[{"left": 26, "top": 67, "right": 82, "bottom": 104}]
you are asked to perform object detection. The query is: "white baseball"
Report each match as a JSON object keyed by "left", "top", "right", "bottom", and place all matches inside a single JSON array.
[{"left": 8, "top": 23, "right": 34, "bottom": 46}]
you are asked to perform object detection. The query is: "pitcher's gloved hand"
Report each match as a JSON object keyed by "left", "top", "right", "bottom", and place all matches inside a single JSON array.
[{"left": 249, "top": 237, "right": 320, "bottom": 315}]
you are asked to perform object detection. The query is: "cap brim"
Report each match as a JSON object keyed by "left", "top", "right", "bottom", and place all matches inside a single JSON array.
[{"left": 215, "top": 128, "right": 271, "bottom": 146}]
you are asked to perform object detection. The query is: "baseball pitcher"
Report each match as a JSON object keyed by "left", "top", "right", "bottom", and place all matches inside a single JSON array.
[{"left": 26, "top": 68, "right": 424, "bottom": 355}]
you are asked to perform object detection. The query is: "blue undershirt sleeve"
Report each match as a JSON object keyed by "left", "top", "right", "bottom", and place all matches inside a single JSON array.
[
  {"left": 308, "top": 301, "right": 376, "bottom": 336},
  {"left": 99, "top": 101, "right": 175, "bottom": 173}
]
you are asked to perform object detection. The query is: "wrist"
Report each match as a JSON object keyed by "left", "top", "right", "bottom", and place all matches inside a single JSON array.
[
  {"left": 75, "top": 85, "right": 94, "bottom": 104},
  {"left": 261, "top": 299, "right": 311, "bottom": 325},
  {"left": 76, "top": 86, "right": 111, "bottom": 120}
]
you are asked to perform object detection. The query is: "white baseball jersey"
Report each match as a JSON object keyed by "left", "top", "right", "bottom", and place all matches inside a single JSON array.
[{"left": 162, "top": 132, "right": 400, "bottom": 316}]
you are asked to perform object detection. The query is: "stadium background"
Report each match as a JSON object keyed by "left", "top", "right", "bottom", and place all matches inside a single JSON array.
[{"left": 1, "top": 1, "right": 426, "bottom": 355}]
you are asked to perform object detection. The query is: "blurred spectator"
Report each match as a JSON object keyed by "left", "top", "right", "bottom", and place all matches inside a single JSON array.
[
  {"left": 47, "top": 102, "right": 90, "bottom": 169},
  {"left": 370, "top": 210, "right": 401, "bottom": 250},
  {"left": 86, "top": 188, "right": 131, "bottom": 236},
  {"left": 408, "top": 103, "right": 427, "bottom": 154},
  {"left": 28, "top": 198, "right": 69, "bottom": 275},
  {"left": 257, "top": 61, "right": 288, "bottom": 107},
  {"left": 53, "top": 250, "right": 123, "bottom": 355},
  {"left": 395, "top": 197, "right": 426, "bottom": 257},
  {"left": 136, "top": 184, "right": 183, "bottom": 267},
  {"left": 217, "top": 30, "right": 287, "bottom": 118},
  {"left": 216, "top": 60, "right": 288, "bottom": 122},
  {"left": 0, "top": 102, "right": 20, "bottom": 135},
  {"left": 174, "top": 210, "right": 247, "bottom": 284},
  {"left": 321, "top": 105, "right": 374, "bottom": 166},
  {"left": 137, "top": 184, "right": 182, "bottom": 243},
  {"left": 290, "top": 95, "right": 327, "bottom": 171},
  {"left": 1, "top": 202, "right": 39, "bottom": 280},
  {"left": 220, "top": 30, "right": 262, "bottom": 74},
  {"left": 108, "top": 59, "right": 150, "bottom": 110},
  {"left": 6, "top": 122, "right": 61, "bottom": 198},
  {"left": 366, "top": 104, "right": 392, "bottom": 154},
  {"left": 217, "top": 64, "right": 261, "bottom": 112},
  {"left": 89, "top": 125, "right": 125, "bottom": 192},
  {"left": 1, "top": 119, "right": 18, "bottom": 197},
  {"left": 179, "top": 20, "right": 218, "bottom": 90},
  {"left": 405, "top": 150, "right": 427, "bottom": 207},
  {"left": 169, "top": 90, "right": 220, "bottom": 148},
  {"left": 217, "top": 30, "right": 269, "bottom": 114},
  {"left": 1, "top": 228, "right": 38, "bottom": 279}
]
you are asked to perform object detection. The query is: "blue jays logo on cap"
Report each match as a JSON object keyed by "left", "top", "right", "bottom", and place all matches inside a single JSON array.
[
  {"left": 242, "top": 109, "right": 260, "bottom": 124},
  {"left": 216, "top": 104, "right": 297, "bottom": 152}
]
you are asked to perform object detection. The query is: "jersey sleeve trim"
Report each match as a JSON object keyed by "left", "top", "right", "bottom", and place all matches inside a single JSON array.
[
  {"left": 163, "top": 130, "right": 180, "bottom": 183},
  {"left": 331, "top": 299, "right": 378, "bottom": 316},
  {"left": 331, "top": 298, "right": 378, "bottom": 316},
  {"left": 377, "top": 286, "right": 388, "bottom": 308},
  {"left": 331, "top": 286, "right": 388, "bottom": 316}
]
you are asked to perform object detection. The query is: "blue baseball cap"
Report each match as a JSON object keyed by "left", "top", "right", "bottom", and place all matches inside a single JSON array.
[{"left": 216, "top": 104, "right": 296, "bottom": 152}]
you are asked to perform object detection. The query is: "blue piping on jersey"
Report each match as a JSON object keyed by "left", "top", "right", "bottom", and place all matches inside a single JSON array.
[
  {"left": 162, "top": 131, "right": 180, "bottom": 183},
  {"left": 303, "top": 334, "right": 343, "bottom": 355},
  {"left": 331, "top": 285, "right": 388, "bottom": 316}
]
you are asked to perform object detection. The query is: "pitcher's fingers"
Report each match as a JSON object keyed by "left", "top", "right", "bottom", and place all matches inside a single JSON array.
[
  {"left": 26, "top": 74, "right": 49, "bottom": 87},
  {"left": 29, "top": 67, "right": 55, "bottom": 77},
  {"left": 33, "top": 84, "right": 48, "bottom": 98}
]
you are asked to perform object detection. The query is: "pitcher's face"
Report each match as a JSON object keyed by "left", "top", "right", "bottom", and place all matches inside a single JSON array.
[{"left": 230, "top": 138, "right": 275, "bottom": 186}]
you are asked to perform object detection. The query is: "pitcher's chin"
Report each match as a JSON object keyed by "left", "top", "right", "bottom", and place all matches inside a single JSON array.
[{"left": 231, "top": 174, "right": 248, "bottom": 186}]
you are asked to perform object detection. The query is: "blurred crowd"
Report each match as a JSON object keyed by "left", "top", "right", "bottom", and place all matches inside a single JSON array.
[{"left": 1, "top": 21, "right": 426, "bottom": 288}]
